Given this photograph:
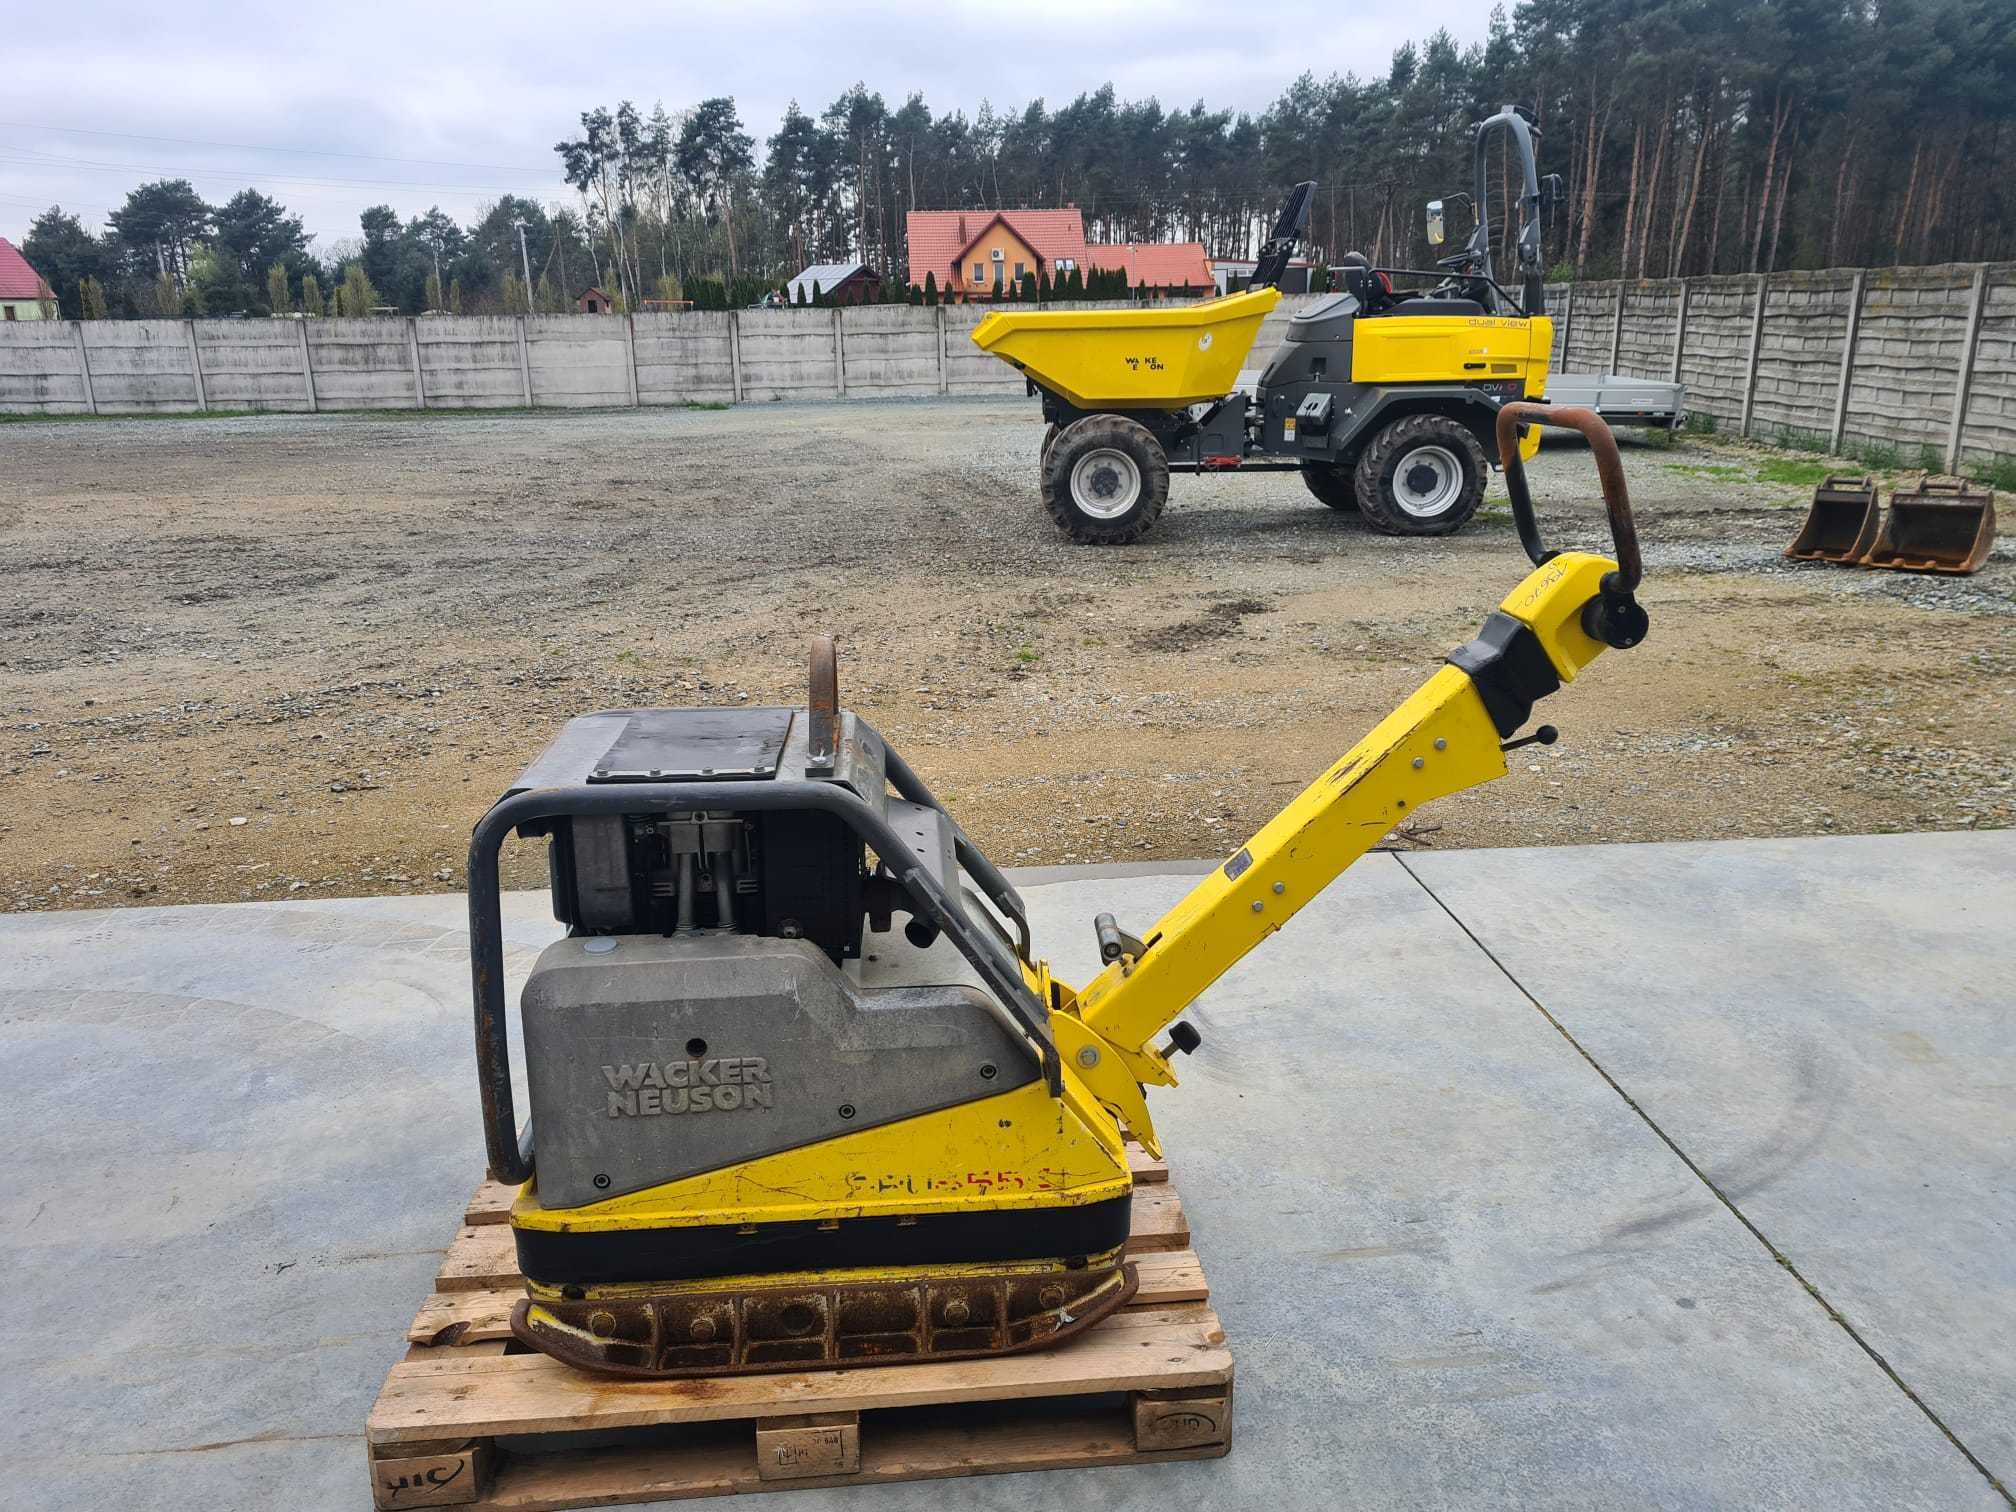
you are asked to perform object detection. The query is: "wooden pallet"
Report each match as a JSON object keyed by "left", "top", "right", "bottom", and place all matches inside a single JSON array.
[{"left": 366, "top": 1145, "right": 1231, "bottom": 1508}]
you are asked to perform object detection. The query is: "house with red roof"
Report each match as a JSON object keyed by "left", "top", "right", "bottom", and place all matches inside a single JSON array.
[
  {"left": 905, "top": 208, "right": 1090, "bottom": 299},
  {"left": 904, "top": 208, "right": 1212, "bottom": 301},
  {"left": 0, "top": 238, "right": 57, "bottom": 321}
]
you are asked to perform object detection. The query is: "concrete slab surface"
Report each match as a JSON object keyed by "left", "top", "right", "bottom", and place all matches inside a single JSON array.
[
  {"left": 1, "top": 834, "right": 2009, "bottom": 1510},
  {"left": 1405, "top": 829, "right": 2016, "bottom": 1494}
]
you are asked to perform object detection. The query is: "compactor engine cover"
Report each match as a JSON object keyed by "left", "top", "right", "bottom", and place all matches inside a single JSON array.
[{"left": 467, "top": 654, "right": 1139, "bottom": 1377}]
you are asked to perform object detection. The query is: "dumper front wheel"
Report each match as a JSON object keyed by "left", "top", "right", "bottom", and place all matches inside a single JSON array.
[
  {"left": 1042, "top": 415, "right": 1169, "bottom": 545},
  {"left": 1354, "top": 414, "right": 1486, "bottom": 535}
]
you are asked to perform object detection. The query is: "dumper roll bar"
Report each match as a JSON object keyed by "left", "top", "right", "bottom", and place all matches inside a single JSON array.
[{"left": 1466, "top": 106, "right": 1547, "bottom": 317}]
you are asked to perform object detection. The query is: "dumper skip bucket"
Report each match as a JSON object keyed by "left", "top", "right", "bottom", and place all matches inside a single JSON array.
[
  {"left": 1785, "top": 475, "right": 1881, "bottom": 564},
  {"left": 1860, "top": 476, "right": 1997, "bottom": 575}
]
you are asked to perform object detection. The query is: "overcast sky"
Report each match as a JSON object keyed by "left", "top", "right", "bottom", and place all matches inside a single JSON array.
[{"left": 2, "top": 0, "right": 1501, "bottom": 251}]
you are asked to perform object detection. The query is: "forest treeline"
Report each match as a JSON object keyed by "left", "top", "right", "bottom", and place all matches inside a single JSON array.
[{"left": 19, "top": 0, "right": 2015, "bottom": 320}]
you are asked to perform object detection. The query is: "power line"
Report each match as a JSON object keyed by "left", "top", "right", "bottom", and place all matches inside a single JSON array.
[{"left": 0, "top": 119, "right": 550, "bottom": 176}]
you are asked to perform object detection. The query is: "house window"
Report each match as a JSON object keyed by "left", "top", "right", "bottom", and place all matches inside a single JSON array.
[
  {"left": 1056, "top": 258, "right": 1076, "bottom": 272},
  {"left": 2, "top": 307, "right": 14, "bottom": 321},
  {"left": 1014, "top": 262, "right": 1025, "bottom": 281},
  {"left": 972, "top": 262, "right": 984, "bottom": 283}
]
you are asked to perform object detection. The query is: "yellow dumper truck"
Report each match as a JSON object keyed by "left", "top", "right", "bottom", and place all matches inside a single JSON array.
[{"left": 974, "top": 106, "right": 1558, "bottom": 544}]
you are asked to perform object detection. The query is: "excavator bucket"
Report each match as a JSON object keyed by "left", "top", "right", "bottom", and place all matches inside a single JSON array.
[
  {"left": 1784, "top": 475, "right": 1880, "bottom": 564},
  {"left": 1858, "top": 476, "right": 1997, "bottom": 575}
]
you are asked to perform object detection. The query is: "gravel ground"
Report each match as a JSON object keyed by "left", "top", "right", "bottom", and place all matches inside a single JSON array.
[{"left": 1, "top": 397, "right": 2010, "bottom": 912}]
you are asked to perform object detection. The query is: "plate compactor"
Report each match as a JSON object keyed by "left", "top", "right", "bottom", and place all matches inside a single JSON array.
[{"left": 468, "top": 404, "right": 1649, "bottom": 1380}]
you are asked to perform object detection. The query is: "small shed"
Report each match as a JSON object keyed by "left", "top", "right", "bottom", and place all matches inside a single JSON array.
[
  {"left": 577, "top": 288, "right": 615, "bottom": 314},
  {"left": 788, "top": 263, "right": 881, "bottom": 306}
]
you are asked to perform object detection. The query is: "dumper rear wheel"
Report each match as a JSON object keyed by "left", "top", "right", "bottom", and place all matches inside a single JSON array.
[
  {"left": 1301, "top": 463, "right": 1360, "bottom": 512},
  {"left": 1354, "top": 414, "right": 1486, "bottom": 535},
  {"left": 1042, "top": 415, "right": 1169, "bottom": 545}
]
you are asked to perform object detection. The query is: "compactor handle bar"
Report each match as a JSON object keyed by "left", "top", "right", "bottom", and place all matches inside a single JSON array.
[{"left": 1496, "top": 402, "right": 1643, "bottom": 591}]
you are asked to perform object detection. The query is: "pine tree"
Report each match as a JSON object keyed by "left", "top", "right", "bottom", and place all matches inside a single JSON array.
[
  {"left": 792, "top": 282, "right": 805, "bottom": 306},
  {"left": 501, "top": 273, "right": 526, "bottom": 315},
  {"left": 535, "top": 275, "right": 557, "bottom": 313},
  {"left": 907, "top": 282, "right": 922, "bottom": 305},
  {"left": 153, "top": 271, "right": 178, "bottom": 317},
  {"left": 810, "top": 280, "right": 823, "bottom": 306},
  {"left": 267, "top": 262, "right": 292, "bottom": 314},
  {"left": 923, "top": 271, "right": 938, "bottom": 306},
  {"left": 79, "top": 276, "right": 107, "bottom": 320},
  {"left": 425, "top": 270, "right": 444, "bottom": 312},
  {"left": 301, "top": 275, "right": 324, "bottom": 317},
  {"left": 1064, "top": 267, "right": 1084, "bottom": 300},
  {"left": 1021, "top": 271, "right": 1038, "bottom": 302},
  {"left": 449, "top": 279, "right": 463, "bottom": 315},
  {"left": 1038, "top": 266, "right": 1051, "bottom": 303}
]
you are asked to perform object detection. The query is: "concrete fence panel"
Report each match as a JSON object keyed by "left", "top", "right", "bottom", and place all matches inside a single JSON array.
[
  {"left": 1749, "top": 272, "right": 1858, "bottom": 441},
  {"left": 525, "top": 314, "right": 630, "bottom": 408},
  {"left": 1564, "top": 283, "right": 1619, "bottom": 374},
  {"left": 1841, "top": 267, "right": 1978, "bottom": 457},
  {"left": 1615, "top": 282, "right": 1682, "bottom": 379},
  {"left": 633, "top": 311, "right": 735, "bottom": 405},
  {"left": 1961, "top": 270, "right": 2016, "bottom": 468},
  {"left": 416, "top": 316, "right": 525, "bottom": 408},
  {"left": 79, "top": 320, "right": 204, "bottom": 412},
  {"left": 305, "top": 319, "right": 421, "bottom": 410},
  {"left": 738, "top": 308, "right": 840, "bottom": 401},
  {"left": 939, "top": 305, "right": 1023, "bottom": 395},
  {"left": 1676, "top": 276, "right": 1757, "bottom": 427},
  {"left": 838, "top": 305, "right": 940, "bottom": 396},
  {"left": 0, "top": 320, "right": 90, "bottom": 413},
  {"left": 192, "top": 319, "right": 311, "bottom": 410}
]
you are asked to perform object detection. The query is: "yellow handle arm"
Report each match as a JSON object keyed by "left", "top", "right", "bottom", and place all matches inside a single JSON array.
[{"left": 1064, "top": 550, "right": 1625, "bottom": 1096}]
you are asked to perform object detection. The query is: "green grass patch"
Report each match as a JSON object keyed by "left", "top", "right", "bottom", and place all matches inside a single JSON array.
[
  {"left": 1012, "top": 645, "right": 1041, "bottom": 666},
  {"left": 1755, "top": 457, "right": 1834, "bottom": 488}
]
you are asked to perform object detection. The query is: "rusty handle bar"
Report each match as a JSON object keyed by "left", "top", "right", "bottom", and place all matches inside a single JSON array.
[{"left": 1495, "top": 402, "right": 1643, "bottom": 591}]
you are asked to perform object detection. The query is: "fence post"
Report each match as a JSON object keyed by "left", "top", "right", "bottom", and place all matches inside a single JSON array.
[
  {"left": 1668, "top": 280, "right": 1690, "bottom": 384},
  {"left": 406, "top": 317, "right": 427, "bottom": 409},
  {"left": 1829, "top": 270, "right": 1866, "bottom": 456},
  {"left": 1608, "top": 281, "right": 1626, "bottom": 374},
  {"left": 1945, "top": 264, "right": 1990, "bottom": 474},
  {"left": 728, "top": 311, "right": 745, "bottom": 402},
  {"left": 295, "top": 318, "right": 317, "bottom": 412},
  {"left": 623, "top": 313, "right": 641, "bottom": 406},
  {"left": 833, "top": 307, "right": 846, "bottom": 397},
  {"left": 515, "top": 315, "right": 532, "bottom": 406},
  {"left": 1739, "top": 275, "right": 1768, "bottom": 439},
  {"left": 184, "top": 319, "right": 208, "bottom": 412},
  {"left": 935, "top": 305, "right": 950, "bottom": 394},
  {"left": 70, "top": 321, "right": 97, "bottom": 415}
]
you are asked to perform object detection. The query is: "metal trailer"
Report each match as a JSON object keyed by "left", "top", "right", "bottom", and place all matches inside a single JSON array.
[{"left": 1544, "top": 371, "right": 1688, "bottom": 431}]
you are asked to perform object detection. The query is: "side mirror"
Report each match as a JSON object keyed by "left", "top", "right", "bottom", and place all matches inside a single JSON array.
[{"left": 1426, "top": 200, "right": 1446, "bottom": 246}]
